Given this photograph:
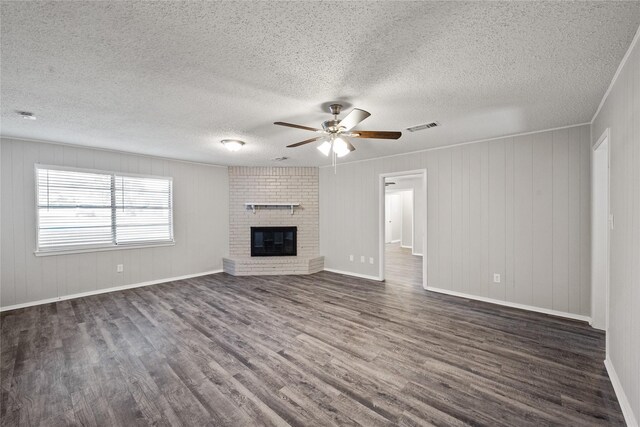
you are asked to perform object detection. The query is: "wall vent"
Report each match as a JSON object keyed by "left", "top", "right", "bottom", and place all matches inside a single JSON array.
[{"left": 406, "top": 121, "right": 440, "bottom": 132}]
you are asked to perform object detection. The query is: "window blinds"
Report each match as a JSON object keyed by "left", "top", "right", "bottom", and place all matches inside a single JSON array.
[
  {"left": 115, "top": 175, "right": 173, "bottom": 244},
  {"left": 36, "top": 166, "right": 173, "bottom": 252}
]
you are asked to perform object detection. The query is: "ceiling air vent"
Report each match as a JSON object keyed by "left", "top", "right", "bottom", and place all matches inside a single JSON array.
[{"left": 406, "top": 121, "right": 440, "bottom": 132}]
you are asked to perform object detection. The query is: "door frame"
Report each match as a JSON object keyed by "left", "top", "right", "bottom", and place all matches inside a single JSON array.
[
  {"left": 379, "top": 169, "right": 427, "bottom": 288},
  {"left": 591, "top": 128, "right": 610, "bottom": 354}
]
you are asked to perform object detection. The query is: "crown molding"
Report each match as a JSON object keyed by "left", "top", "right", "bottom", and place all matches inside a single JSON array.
[
  {"left": 0, "top": 135, "right": 228, "bottom": 168},
  {"left": 320, "top": 122, "right": 590, "bottom": 169}
]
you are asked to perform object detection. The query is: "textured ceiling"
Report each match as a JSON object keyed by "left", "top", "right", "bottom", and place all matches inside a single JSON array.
[{"left": 2, "top": 2, "right": 639, "bottom": 166}]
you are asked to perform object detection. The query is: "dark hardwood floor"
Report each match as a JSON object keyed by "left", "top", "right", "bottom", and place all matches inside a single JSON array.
[
  {"left": 1, "top": 271, "right": 624, "bottom": 426},
  {"left": 385, "top": 242, "right": 423, "bottom": 287}
]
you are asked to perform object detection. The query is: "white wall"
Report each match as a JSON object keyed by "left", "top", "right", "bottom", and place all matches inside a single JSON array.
[
  {"left": 0, "top": 137, "right": 229, "bottom": 310},
  {"left": 591, "top": 29, "right": 640, "bottom": 426},
  {"left": 320, "top": 124, "right": 592, "bottom": 316},
  {"left": 400, "top": 190, "right": 413, "bottom": 248}
]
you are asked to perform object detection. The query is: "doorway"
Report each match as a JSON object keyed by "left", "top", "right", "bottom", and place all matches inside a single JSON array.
[
  {"left": 592, "top": 130, "right": 610, "bottom": 340},
  {"left": 380, "top": 170, "right": 427, "bottom": 288}
]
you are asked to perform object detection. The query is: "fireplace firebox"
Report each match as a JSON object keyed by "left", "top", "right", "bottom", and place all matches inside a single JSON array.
[{"left": 251, "top": 226, "right": 297, "bottom": 257}]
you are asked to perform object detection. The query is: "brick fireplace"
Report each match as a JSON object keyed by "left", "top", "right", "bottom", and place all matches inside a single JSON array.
[{"left": 223, "top": 167, "right": 324, "bottom": 275}]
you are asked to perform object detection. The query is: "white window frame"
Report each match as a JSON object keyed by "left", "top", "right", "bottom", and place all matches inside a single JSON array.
[{"left": 34, "top": 164, "right": 175, "bottom": 256}]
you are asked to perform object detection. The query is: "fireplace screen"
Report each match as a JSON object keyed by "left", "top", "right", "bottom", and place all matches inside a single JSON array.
[{"left": 251, "top": 226, "right": 297, "bottom": 256}]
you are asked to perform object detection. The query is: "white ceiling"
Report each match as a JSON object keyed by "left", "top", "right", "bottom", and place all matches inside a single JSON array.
[{"left": 2, "top": 2, "right": 639, "bottom": 166}]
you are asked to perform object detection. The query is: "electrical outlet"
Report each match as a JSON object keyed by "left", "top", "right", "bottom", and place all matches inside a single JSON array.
[
  {"left": 369, "top": 257, "right": 374, "bottom": 264},
  {"left": 349, "top": 254, "right": 354, "bottom": 262},
  {"left": 493, "top": 273, "right": 501, "bottom": 283},
  {"left": 360, "top": 255, "right": 365, "bottom": 263},
  {"left": 117, "top": 264, "right": 124, "bottom": 273}
]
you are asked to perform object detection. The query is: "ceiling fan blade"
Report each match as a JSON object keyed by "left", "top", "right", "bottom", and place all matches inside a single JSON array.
[
  {"left": 286, "top": 136, "right": 323, "bottom": 148},
  {"left": 351, "top": 130, "right": 402, "bottom": 140},
  {"left": 274, "top": 122, "right": 321, "bottom": 132},
  {"left": 339, "top": 108, "right": 371, "bottom": 131}
]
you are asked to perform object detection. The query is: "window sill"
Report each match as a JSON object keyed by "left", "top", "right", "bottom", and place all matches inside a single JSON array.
[{"left": 34, "top": 241, "right": 176, "bottom": 257}]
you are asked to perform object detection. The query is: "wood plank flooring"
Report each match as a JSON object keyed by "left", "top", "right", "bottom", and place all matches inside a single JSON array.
[
  {"left": 1, "top": 271, "right": 624, "bottom": 426},
  {"left": 385, "top": 243, "right": 423, "bottom": 287}
]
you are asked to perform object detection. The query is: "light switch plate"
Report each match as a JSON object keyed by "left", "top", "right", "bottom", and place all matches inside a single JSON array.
[{"left": 493, "top": 273, "right": 501, "bottom": 283}]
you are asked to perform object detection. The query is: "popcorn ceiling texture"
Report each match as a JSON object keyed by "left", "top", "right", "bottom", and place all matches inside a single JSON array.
[
  {"left": 225, "top": 167, "right": 322, "bottom": 275},
  {"left": 1, "top": 2, "right": 640, "bottom": 166}
]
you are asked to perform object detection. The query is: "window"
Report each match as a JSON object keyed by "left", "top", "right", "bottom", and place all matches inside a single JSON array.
[{"left": 35, "top": 165, "right": 173, "bottom": 254}]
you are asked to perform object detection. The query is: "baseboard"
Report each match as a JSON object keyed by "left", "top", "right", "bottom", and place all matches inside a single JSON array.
[
  {"left": 390, "top": 240, "right": 401, "bottom": 243},
  {"left": 0, "top": 269, "right": 223, "bottom": 312},
  {"left": 605, "top": 358, "right": 638, "bottom": 427},
  {"left": 401, "top": 245, "right": 412, "bottom": 249},
  {"left": 425, "top": 286, "right": 592, "bottom": 323},
  {"left": 412, "top": 251, "right": 423, "bottom": 256},
  {"left": 323, "top": 268, "right": 383, "bottom": 281}
]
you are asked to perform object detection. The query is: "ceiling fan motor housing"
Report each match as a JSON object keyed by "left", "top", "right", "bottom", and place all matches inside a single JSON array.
[{"left": 322, "top": 119, "right": 342, "bottom": 133}]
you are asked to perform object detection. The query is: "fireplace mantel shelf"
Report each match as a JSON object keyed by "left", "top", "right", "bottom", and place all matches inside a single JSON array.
[{"left": 245, "top": 202, "right": 300, "bottom": 215}]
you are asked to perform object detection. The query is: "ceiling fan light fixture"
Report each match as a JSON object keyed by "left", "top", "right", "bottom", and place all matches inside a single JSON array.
[
  {"left": 276, "top": 103, "right": 401, "bottom": 170},
  {"left": 333, "top": 137, "right": 351, "bottom": 157},
  {"left": 317, "top": 140, "right": 332, "bottom": 156},
  {"left": 221, "top": 139, "right": 245, "bottom": 152}
]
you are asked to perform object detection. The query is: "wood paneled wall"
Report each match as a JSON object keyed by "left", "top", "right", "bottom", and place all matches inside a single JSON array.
[
  {"left": 592, "top": 31, "right": 640, "bottom": 425},
  {"left": 0, "top": 138, "right": 229, "bottom": 309},
  {"left": 320, "top": 125, "right": 592, "bottom": 316}
]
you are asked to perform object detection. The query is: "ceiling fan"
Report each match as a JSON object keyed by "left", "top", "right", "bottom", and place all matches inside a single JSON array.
[{"left": 274, "top": 104, "right": 401, "bottom": 159}]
